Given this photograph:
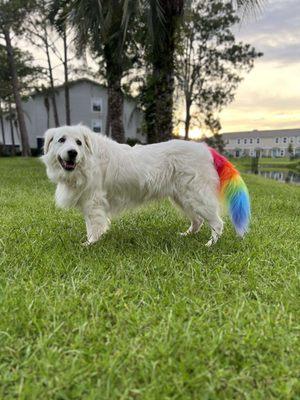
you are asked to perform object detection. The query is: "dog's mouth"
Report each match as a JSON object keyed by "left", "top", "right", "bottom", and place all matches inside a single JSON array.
[{"left": 58, "top": 156, "right": 77, "bottom": 171}]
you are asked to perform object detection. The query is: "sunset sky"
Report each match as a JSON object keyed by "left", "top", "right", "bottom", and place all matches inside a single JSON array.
[{"left": 220, "top": 0, "right": 300, "bottom": 133}]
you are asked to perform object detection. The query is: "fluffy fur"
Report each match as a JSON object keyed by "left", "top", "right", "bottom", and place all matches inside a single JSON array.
[{"left": 42, "top": 125, "right": 250, "bottom": 246}]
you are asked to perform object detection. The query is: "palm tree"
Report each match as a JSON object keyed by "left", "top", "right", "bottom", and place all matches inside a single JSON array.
[
  {"left": 234, "top": 0, "right": 265, "bottom": 14},
  {"left": 130, "top": 0, "right": 185, "bottom": 143},
  {"left": 149, "top": 0, "right": 184, "bottom": 142},
  {"left": 124, "top": 0, "right": 265, "bottom": 143},
  {"left": 51, "top": 0, "right": 136, "bottom": 143}
]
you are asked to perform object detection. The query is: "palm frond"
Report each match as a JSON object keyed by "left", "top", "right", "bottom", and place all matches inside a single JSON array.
[
  {"left": 145, "top": 0, "right": 167, "bottom": 53},
  {"left": 233, "top": 0, "right": 266, "bottom": 19}
]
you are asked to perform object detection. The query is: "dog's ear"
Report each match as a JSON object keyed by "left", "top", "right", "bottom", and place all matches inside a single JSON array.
[
  {"left": 44, "top": 130, "right": 54, "bottom": 154},
  {"left": 83, "top": 132, "right": 93, "bottom": 154}
]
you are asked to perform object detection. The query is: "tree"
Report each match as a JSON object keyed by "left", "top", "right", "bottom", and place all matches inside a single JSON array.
[
  {"left": 28, "top": 1, "right": 91, "bottom": 127},
  {"left": 48, "top": 0, "right": 73, "bottom": 125},
  {"left": 0, "top": 0, "right": 35, "bottom": 156},
  {"left": 7, "top": 100, "right": 16, "bottom": 155},
  {"left": 51, "top": 0, "right": 138, "bottom": 143},
  {"left": 176, "top": 0, "right": 262, "bottom": 140},
  {"left": 0, "top": 100, "right": 5, "bottom": 148},
  {"left": 287, "top": 143, "right": 294, "bottom": 160},
  {"left": 0, "top": 44, "right": 42, "bottom": 153},
  {"left": 126, "top": 0, "right": 184, "bottom": 143},
  {"left": 123, "top": 0, "right": 265, "bottom": 143},
  {"left": 202, "top": 114, "right": 225, "bottom": 153},
  {"left": 233, "top": 0, "right": 265, "bottom": 15},
  {"left": 147, "top": 0, "right": 184, "bottom": 143},
  {"left": 25, "top": 0, "right": 61, "bottom": 127}
]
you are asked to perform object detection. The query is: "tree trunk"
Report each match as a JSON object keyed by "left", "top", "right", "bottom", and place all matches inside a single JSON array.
[
  {"left": 0, "top": 101, "right": 6, "bottom": 146},
  {"left": 8, "top": 101, "right": 16, "bottom": 156},
  {"left": 105, "top": 105, "right": 110, "bottom": 136},
  {"left": 3, "top": 28, "right": 31, "bottom": 156},
  {"left": 153, "top": 61, "right": 174, "bottom": 142},
  {"left": 44, "top": 96, "right": 50, "bottom": 129},
  {"left": 145, "top": 96, "right": 156, "bottom": 143},
  {"left": 44, "top": 27, "right": 60, "bottom": 127},
  {"left": 184, "top": 96, "right": 191, "bottom": 140},
  {"left": 107, "top": 78, "right": 125, "bottom": 143},
  {"left": 141, "top": 75, "right": 156, "bottom": 143},
  {"left": 151, "top": 0, "right": 184, "bottom": 143},
  {"left": 63, "top": 28, "right": 71, "bottom": 125}
]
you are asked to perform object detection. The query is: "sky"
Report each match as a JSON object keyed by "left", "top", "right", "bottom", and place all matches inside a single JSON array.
[{"left": 220, "top": 0, "right": 300, "bottom": 133}]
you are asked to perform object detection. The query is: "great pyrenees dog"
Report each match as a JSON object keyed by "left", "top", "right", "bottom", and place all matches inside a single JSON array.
[{"left": 42, "top": 125, "right": 250, "bottom": 246}]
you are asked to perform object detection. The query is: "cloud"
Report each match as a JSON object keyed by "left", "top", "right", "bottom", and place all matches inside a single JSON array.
[
  {"left": 234, "top": 0, "right": 300, "bottom": 64},
  {"left": 220, "top": 35, "right": 300, "bottom": 132}
]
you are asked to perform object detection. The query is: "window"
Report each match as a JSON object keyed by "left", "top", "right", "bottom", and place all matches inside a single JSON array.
[
  {"left": 290, "top": 137, "right": 294, "bottom": 143},
  {"left": 244, "top": 139, "right": 247, "bottom": 144},
  {"left": 237, "top": 139, "right": 240, "bottom": 144},
  {"left": 275, "top": 137, "right": 279, "bottom": 143},
  {"left": 250, "top": 138, "right": 253, "bottom": 144},
  {"left": 91, "top": 97, "right": 103, "bottom": 113},
  {"left": 92, "top": 119, "right": 102, "bottom": 133},
  {"left": 283, "top": 137, "right": 287, "bottom": 143},
  {"left": 256, "top": 138, "right": 260, "bottom": 144},
  {"left": 280, "top": 150, "right": 284, "bottom": 156}
]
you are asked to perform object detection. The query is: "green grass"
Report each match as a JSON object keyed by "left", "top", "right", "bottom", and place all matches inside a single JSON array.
[
  {"left": 233, "top": 157, "right": 300, "bottom": 172},
  {"left": 0, "top": 158, "right": 299, "bottom": 400}
]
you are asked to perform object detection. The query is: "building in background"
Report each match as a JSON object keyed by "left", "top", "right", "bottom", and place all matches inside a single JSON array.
[
  {"left": 222, "top": 128, "right": 300, "bottom": 158},
  {"left": 0, "top": 78, "right": 145, "bottom": 154}
]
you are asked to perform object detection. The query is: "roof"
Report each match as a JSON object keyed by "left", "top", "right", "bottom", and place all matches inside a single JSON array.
[
  {"left": 29, "top": 78, "right": 137, "bottom": 102},
  {"left": 221, "top": 128, "right": 300, "bottom": 139}
]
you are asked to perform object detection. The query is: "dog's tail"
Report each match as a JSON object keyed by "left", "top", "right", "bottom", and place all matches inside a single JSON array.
[{"left": 209, "top": 147, "right": 250, "bottom": 237}]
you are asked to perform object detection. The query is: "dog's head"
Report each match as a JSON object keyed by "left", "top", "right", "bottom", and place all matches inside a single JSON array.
[{"left": 42, "top": 125, "right": 93, "bottom": 183}]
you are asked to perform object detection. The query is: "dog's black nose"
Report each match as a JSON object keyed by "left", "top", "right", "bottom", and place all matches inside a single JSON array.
[{"left": 68, "top": 150, "right": 78, "bottom": 160}]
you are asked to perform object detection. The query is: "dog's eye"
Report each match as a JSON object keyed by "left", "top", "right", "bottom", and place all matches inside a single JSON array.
[
  {"left": 76, "top": 139, "right": 82, "bottom": 146},
  {"left": 58, "top": 137, "right": 65, "bottom": 143}
]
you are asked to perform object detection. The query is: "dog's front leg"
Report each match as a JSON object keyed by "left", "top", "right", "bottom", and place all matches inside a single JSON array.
[{"left": 83, "top": 201, "right": 110, "bottom": 246}]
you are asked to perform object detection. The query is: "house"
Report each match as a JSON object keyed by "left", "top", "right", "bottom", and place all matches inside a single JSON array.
[
  {"left": 0, "top": 78, "right": 145, "bottom": 153},
  {"left": 221, "top": 128, "right": 300, "bottom": 158}
]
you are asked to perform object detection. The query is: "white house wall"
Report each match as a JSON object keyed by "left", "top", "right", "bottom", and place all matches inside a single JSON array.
[{"left": 0, "top": 80, "right": 145, "bottom": 149}]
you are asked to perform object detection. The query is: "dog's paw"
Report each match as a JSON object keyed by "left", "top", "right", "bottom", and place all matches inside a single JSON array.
[
  {"left": 205, "top": 238, "right": 214, "bottom": 247},
  {"left": 81, "top": 240, "right": 95, "bottom": 247},
  {"left": 179, "top": 231, "right": 189, "bottom": 237}
]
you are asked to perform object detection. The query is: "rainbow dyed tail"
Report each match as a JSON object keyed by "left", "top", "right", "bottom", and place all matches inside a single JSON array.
[{"left": 209, "top": 148, "right": 251, "bottom": 237}]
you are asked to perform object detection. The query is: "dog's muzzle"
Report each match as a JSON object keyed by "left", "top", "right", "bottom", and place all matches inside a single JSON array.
[{"left": 58, "top": 150, "right": 78, "bottom": 171}]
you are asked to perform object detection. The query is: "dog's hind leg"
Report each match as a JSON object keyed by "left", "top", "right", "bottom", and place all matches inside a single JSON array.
[
  {"left": 204, "top": 213, "right": 223, "bottom": 247},
  {"left": 192, "top": 196, "right": 223, "bottom": 246},
  {"left": 173, "top": 186, "right": 223, "bottom": 245},
  {"left": 180, "top": 217, "right": 204, "bottom": 236},
  {"left": 171, "top": 195, "right": 204, "bottom": 236}
]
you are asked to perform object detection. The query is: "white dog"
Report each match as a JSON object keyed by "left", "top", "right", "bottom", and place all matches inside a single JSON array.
[{"left": 42, "top": 125, "right": 250, "bottom": 246}]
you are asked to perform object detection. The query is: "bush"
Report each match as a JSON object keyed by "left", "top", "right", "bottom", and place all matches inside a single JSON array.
[{"left": 126, "top": 138, "right": 142, "bottom": 147}]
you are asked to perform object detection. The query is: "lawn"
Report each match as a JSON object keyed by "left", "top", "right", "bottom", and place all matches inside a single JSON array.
[
  {"left": 0, "top": 158, "right": 299, "bottom": 400},
  {"left": 234, "top": 157, "right": 300, "bottom": 172}
]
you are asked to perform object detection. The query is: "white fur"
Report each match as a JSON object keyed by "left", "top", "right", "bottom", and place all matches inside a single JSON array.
[{"left": 42, "top": 125, "right": 224, "bottom": 246}]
